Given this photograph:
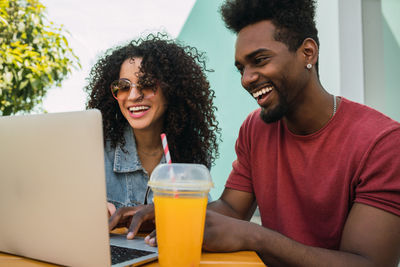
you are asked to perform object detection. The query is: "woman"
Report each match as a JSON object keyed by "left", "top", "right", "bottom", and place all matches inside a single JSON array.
[{"left": 85, "top": 33, "right": 219, "bottom": 236}]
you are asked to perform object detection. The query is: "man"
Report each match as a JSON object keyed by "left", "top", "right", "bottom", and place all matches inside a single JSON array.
[{"left": 202, "top": 0, "right": 400, "bottom": 266}]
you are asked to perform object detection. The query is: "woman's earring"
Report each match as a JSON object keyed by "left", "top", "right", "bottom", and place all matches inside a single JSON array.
[{"left": 306, "top": 63, "right": 312, "bottom": 70}]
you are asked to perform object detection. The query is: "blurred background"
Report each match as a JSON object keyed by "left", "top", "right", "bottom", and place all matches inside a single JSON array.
[{"left": 1, "top": 0, "right": 399, "bottom": 200}]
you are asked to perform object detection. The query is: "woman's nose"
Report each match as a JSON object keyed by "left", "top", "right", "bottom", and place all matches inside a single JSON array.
[{"left": 127, "top": 86, "right": 144, "bottom": 101}]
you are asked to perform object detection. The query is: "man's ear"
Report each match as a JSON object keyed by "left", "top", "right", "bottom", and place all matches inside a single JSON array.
[{"left": 300, "top": 38, "right": 319, "bottom": 66}]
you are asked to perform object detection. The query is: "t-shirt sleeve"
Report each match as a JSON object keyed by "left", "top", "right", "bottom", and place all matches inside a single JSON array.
[
  {"left": 355, "top": 128, "right": 400, "bottom": 216},
  {"left": 225, "top": 119, "right": 254, "bottom": 193}
]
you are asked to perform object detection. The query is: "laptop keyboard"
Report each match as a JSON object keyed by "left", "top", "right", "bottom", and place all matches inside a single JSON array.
[{"left": 110, "top": 245, "right": 155, "bottom": 265}]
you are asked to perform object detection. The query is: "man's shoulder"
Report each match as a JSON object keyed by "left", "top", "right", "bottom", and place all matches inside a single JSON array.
[{"left": 341, "top": 98, "right": 400, "bottom": 134}]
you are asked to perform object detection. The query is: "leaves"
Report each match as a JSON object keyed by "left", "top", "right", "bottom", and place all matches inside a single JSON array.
[{"left": 0, "top": 0, "right": 80, "bottom": 115}]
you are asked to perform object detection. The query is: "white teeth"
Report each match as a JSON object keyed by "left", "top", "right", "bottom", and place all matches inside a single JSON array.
[
  {"left": 128, "top": 106, "right": 150, "bottom": 112},
  {"left": 252, "top": 86, "right": 273, "bottom": 98}
]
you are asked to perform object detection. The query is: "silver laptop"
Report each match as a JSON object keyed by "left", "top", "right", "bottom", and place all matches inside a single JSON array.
[{"left": 0, "top": 110, "right": 158, "bottom": 267}]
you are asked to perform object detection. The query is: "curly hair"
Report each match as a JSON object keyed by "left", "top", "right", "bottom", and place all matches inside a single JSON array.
[
  {"left": 220, "top": 0, "right": 319, "bottom": 52},
  {"left": 85, "top": 33, "right": 220, "bottom": 167}
]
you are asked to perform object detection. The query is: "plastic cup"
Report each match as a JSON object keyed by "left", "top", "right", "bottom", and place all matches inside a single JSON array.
[{"left": 148, "top": 163, "right": 213, "bottom": 267}]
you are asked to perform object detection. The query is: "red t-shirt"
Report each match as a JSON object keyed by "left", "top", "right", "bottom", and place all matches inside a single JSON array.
[{"left": 226, "top": 97, "right": 400, "bottom": 249}]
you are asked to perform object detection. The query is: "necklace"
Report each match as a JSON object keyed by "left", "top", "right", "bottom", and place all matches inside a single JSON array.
[
  {"left": 138, "top": 147, "right": 163, "bottom": 157},
  {"left": 333, "top": 95, "right": 337, "bottom": 116}
]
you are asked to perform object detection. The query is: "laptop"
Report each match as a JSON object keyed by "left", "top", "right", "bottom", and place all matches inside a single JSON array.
[{"left": 0, "top": 110, "right": 158, "bottom": 267}]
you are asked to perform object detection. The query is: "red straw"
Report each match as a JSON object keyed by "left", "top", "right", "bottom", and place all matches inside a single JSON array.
[
  {"left": 161, "top": 133, "right": 178, "bottom": 197},
  {"left": 161, "top": 133, "right": 172, "bottom": 164}
]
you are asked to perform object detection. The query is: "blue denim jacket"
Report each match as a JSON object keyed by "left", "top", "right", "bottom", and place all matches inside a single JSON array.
[{"left": 104, "top": 127, "right": 166, "bottom": 209}]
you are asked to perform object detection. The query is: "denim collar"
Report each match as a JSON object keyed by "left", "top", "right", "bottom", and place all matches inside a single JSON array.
[{"left": 113, "top": 127, "right": 165, "bottom": 173}]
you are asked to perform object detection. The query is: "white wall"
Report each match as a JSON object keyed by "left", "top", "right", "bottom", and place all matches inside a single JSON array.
[
  {"left": 362, "top": 0, "right": 386, "bottom": 111},
  {"left": 316, "top": 0, "right": 341, "bottom": 98},
  {"left": 41, "top": 0, "right": 196, "bottom": 113},
  {"left": 316, "top": 0, "right": 365, "bottom": 103}
]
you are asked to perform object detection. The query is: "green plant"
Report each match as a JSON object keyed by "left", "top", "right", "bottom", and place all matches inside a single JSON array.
[{"left": 0, "top": 0, "right": 79, "bottom": 115}]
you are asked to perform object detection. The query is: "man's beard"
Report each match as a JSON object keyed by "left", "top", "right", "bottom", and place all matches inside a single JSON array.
[{"left": 260, "top": 93, "right": 288, "bottom": 124}]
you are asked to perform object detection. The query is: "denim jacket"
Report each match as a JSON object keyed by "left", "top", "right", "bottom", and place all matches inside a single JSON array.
[{"left": 104, "top": 127, "right": 166, "bottom": 209}]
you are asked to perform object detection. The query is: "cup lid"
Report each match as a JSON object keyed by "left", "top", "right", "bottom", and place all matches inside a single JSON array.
[{"left": 148, "top": 163, "right": 213, "bottom": 191}]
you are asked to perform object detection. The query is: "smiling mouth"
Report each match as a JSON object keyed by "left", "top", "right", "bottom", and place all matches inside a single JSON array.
[
  {"left": 252, "top": 85, "right": 273, "bottom": 100},
  {"left": 128, "top": 106, "right": 150, "bottom": 113}
]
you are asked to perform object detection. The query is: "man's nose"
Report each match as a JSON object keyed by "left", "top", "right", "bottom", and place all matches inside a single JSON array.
[{"left": 241, "top": 67, "right": 259, "bottom": 89}]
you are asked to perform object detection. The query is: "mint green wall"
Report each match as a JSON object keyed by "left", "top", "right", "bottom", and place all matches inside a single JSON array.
[
  {"left": 382, "top": 0, "right": 400, "bottom": 122},
  {"left": 177, "top": 0, "right": 258, "bottom": 200}
]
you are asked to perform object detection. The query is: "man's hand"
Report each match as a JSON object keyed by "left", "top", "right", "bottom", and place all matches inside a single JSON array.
[
  {"left": 108, "top": 204, "right": 155, "bottom": 239},
  {"left": 203, "top": 210, "right": 251, "bottom": 252}
]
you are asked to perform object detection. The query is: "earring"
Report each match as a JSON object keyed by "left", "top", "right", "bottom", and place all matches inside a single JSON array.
[{"left": 306, "top": 63, "right": 312, "bottom": 69}]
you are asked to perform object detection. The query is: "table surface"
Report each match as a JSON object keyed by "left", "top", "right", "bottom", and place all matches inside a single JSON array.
[
  {"left": 0, "top": 250, "right": 264, "bottom": 266},
  {"left": 0, "top": 228, "right": 264, "bottom": 266}
]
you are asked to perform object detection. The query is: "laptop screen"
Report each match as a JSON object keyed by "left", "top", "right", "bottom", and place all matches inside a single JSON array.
[{"left": 0, "top": 110, "right": 113, "bottom": 266}]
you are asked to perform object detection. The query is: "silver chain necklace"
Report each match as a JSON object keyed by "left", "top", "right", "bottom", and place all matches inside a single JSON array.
[{"left": 333, "top": 95, "right": 337, "bottom": 116}]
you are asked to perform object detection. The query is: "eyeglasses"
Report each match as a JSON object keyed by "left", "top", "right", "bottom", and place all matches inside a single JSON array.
[{"left": 110, "top": 79, "right": 156, "bottom": 100}]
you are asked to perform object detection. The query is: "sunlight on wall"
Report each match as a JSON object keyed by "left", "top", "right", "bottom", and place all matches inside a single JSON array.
[{"left": 40, "top": 0, "right": 195, "bottom": 113}]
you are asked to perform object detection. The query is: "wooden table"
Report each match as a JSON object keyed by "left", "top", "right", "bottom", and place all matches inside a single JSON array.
[
  {"left": 0, "top": 228, "right": 264, "bottom": 266},
  {"left": 0, "top": 250, "right": 264, "bottom": 266}
]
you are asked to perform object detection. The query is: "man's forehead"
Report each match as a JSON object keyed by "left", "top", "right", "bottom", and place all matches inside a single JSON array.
[{"left": 235, "top": 20, "right": 279, "bottom": 58}]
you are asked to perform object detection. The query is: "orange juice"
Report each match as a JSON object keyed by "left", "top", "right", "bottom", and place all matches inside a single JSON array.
[{"left": 154, "top": 194, "right": 208, "bottom": 267}]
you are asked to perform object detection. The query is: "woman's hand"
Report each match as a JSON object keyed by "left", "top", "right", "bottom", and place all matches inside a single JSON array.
[
  {"left": 108, "top": 204, "right": 155, "bottom": 240},
  {"left": 144, "top": 229, "right": 157, "bottom": 247},
  {"left": 107, "top": 202, "right": 116, "bottom": 217}
]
